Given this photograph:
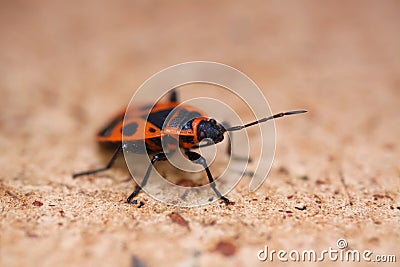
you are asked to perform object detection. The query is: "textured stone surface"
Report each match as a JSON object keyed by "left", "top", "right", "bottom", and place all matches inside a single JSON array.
[{"left": 1, "top": 1, "right": 399, "bottom": 266}]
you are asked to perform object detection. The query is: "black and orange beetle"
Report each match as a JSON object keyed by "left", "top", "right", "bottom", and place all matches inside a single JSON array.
[{"left": 73, "top": 90, "right": 307, "bottom": 204}]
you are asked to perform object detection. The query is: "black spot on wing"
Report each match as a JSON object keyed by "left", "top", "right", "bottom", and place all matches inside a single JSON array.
[
  {"left": 181, "top": 119, "right": 194, "bottom": 130},
  {"left": 149, "top": 137, "right": 161, "bottom": 147},
  {"left": 142, "top": 108, "right": 174, "bottom": 129},
  {"left": 98, "top": 116, "right": 123, "bottom": 137},
  {"left": 180, "top": 136, "right": 194, "bottom": 144},
  {"left": 122, "top": 122, "right": 138, "bottom": 136},
  {"left": 149, "top": 127, "right": 157, "bottom": 133},
  {"left": 169, "top": 110, "right": 202, "bottom": 129}
]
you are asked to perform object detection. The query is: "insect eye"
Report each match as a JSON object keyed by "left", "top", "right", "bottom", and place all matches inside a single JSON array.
[
  {"left": 209, "top": 119, "right": 217, "bottom": 125},
  {"left": 199, "top": 130, "right": 206, "bottom": 140}
]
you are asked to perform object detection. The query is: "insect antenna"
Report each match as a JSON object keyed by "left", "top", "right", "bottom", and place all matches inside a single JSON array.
[{"left": 226, "top": 110, "right": 307, "bottom": 132}]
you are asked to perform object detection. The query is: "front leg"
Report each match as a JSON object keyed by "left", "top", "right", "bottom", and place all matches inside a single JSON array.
[
  {"left": 184, "top": 150, "right": 230, "bottom": 204},
  {"left": 126, "top": 152, "right": 168, "bottom": 203},
  {"left": 222, "top": 121, "right": 251, "bottom": 162}
]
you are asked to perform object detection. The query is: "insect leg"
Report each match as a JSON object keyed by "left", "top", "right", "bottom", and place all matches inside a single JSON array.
[
  {"left": 126, "top": 152, "right": 168, "bottom": 203},
  {"left": 184, "top": 150, "right": 230, "bottom": 204},
  {"left": 222, "top": 121, "right": 233, "bottom": 157},
  {"left": 221, "top": 121, "right": 250, "bottom": 161},
  {"left": 72, "top": 145, "right": 122, "bottom": 178}
]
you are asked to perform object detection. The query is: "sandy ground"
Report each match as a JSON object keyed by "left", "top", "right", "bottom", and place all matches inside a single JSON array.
[{"left": 1, "top": 1, "right": 399, "bottom": 266}]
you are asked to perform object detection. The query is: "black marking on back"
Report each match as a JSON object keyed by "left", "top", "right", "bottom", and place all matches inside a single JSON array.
[
  {"left": 180, "top": 136, "right": 194, "bottom": 144},
  {"left": 142, "top": 108, "right": 174, "bottom": 129},
  {"left": 122, "top": 122, "right": 138, "bottom": 136},
  {"left": 169, "top": 110, "right": 202, "bottom": 129},
  {"left": 149, "top": 127, "right": 157, "bottom": 133},
  {"left": 98, "top": 116, "right": 123, "bottom": 137},
  {"left": 181, "top": 119, "right": 194, "bottom": 130},
  {"left": 148, "top": 137, "right": 162, "bottom": 147}
]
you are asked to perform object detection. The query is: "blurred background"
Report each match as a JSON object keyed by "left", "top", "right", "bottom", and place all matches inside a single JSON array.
[{"left": 1, "top": 1, "right": 399, "bottom": 267}]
